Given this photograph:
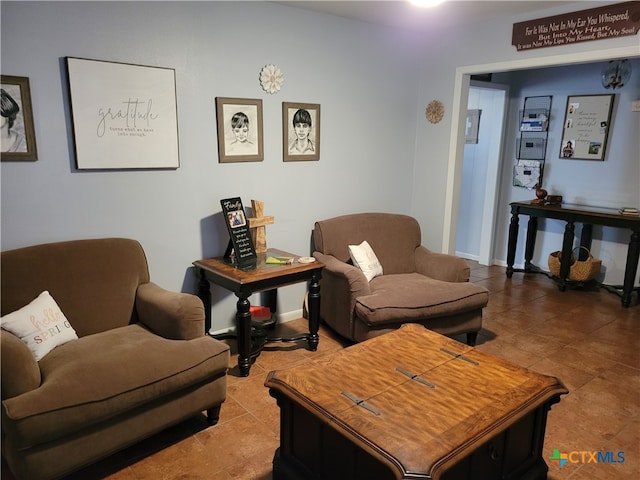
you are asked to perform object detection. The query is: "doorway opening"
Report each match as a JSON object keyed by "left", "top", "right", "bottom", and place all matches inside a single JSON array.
[
  {"left": 455, "top": 82, "right": 508, "bottom": 265},
  {"left": 443, "top": 45, "right": 639, "bottom": 263}
]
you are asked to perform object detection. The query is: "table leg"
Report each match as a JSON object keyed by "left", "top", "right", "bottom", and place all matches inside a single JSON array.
[
  {"left": 506, "top": 212, "right": 519, "bottom": 278},
  {"left": 622, "top": 230, "right": 640, "bottom": 308},
  {"left": 196, "top": 268, "right": 212, "bottom": 335},
  {"left": 236, "top": 295, "right": 252, "bottom": 377},
  {"left": 307, "top": 271, "right": 321, "bottom": 351},
  {"left": 524, "top": 216, "right": 538, "bottom": 271},
  {"left": 558, "top": 221, "right": 575, "bottom": 291},
  {"left": 264, "top": 289, "right": 278, "bottom": 316},
  {"left": 579, "top": 224, "right": 593, "bottom": 260}
]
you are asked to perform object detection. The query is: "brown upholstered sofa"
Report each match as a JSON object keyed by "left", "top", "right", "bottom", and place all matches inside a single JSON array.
[
  {"left": 312, "top": 213, "right": 489, "bottom": 345},
  {"left": 1, "top": 238, "right": 230, "bottom": 480}
]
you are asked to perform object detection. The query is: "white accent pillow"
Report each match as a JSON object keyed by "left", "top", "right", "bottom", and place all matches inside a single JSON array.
[
  {"left": 348, "top": 241, "right": 383, "bottom": 282},
  {"left": 1, "top": 291, "right": 78, "bottom": 361}
]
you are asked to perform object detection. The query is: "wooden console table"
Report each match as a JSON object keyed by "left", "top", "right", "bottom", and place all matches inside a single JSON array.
[
  {"left": 194, "top": 249, "right": 323, "bottom": 376},
  {"left": 266, "top": 324, "right": 567, "bottom": 479},
  {"left": 506, "top": 201, "right": 640, "bottom": 307}
]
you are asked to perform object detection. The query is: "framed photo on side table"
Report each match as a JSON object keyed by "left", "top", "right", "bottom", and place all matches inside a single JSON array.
[
  {"left": 283, "top": 102, "right": 320, "bottom": 161},
  {"left": 1, "top": 75, "right": 38, "bottom": 161},
  {"left": 560, "top": 94, "right": 614, "bottom": 161},
  {"left": 215, "top": 97, "right": 263, "bottom": 163}
]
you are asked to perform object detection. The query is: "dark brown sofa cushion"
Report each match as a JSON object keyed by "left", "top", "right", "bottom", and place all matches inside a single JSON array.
[
  {"left": 356, "top": 273, "right": 489, "bottom": 327},
  {"left": 3, "top": 324, "right": 229, "bottom": 450}
]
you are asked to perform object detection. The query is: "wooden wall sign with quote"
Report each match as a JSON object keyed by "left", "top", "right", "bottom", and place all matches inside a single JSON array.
[
  {"left": 220, "top": 197, "right": 257, "bottom": 266},
  {"left": 512, "top": 1, "right": 640, "bottom": 51}
]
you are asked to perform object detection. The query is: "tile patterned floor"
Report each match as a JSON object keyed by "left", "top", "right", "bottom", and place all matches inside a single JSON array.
[{"left": 3, "top": 262, "right": 639, "bottom": 479}]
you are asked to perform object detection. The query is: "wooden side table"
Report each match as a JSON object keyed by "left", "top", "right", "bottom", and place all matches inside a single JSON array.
[
  {"left": 193, "top": 249, "right": 324, "bottom": 376},
  {"left": 266, "top": 324, "right": 567, "bottom": 479}
]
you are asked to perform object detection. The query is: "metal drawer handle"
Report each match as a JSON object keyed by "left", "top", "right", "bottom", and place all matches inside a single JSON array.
[{"left": 489, "top": 443, "right": 500, "bottom": 461}]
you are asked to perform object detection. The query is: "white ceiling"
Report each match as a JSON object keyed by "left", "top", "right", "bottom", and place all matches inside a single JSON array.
[{"left": 272, "top": 1, "right": 585, "bottom": 31}]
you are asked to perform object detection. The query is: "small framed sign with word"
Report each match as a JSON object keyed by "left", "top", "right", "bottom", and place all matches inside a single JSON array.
[{"left": 220, "top": 197, "right": 257, "bottom": 266}]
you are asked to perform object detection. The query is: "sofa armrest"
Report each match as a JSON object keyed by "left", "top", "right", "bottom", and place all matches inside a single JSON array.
[
  {"left": 313, "top": 252, "right": 371, "bottom": 297},
  {"left": 1, "top": 329, "right": 41, "bottom": 400},
  {"left": 135, "top": 283, "right": 204, "bottom": 340},
  {"left": 414, "top": 246, "right": 470, "bottom": 283}
]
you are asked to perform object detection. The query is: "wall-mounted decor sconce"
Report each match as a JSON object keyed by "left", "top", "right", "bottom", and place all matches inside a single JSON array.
[{"left": 601, "top": 59, "right": 631, "bottom": 89}]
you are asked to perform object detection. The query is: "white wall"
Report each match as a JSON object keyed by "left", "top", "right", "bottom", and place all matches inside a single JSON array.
[{"left": 0, "top": 1, "right": 422, "bottom": 331}]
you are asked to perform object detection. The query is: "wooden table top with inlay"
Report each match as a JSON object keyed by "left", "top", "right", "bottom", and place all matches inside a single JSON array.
[{"left": 266, "top": 323, "right": 568, "bottom": 479}]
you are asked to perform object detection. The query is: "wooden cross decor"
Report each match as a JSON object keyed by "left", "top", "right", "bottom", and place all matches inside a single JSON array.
[{"left": 247, "top": 200, "right": 274, "bottom": 253}]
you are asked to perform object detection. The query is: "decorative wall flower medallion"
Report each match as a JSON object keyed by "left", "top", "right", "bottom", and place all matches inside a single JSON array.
[
  {"left": 426, "top": 100, "right": 444, "bottom": 124},
  {"left": 260, "top": 64, "right": 284, "bottom": 94}
]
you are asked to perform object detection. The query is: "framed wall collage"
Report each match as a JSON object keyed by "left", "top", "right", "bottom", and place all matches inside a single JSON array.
[
  {"left": 214, "top": 99, "right": 321, "bottom": 163},
  {"left": 7, "top": 56, "right": 322, "bottom": 168}
]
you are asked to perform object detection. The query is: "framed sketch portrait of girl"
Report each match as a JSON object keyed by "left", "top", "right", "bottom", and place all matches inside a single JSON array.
[{"left": 1, "top": 75, "right": 37, "bottom": 161}]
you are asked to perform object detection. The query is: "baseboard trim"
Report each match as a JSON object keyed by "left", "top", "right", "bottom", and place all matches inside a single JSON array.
[{"left": 209, "top": 309, "right": 304, "bottom": 336}]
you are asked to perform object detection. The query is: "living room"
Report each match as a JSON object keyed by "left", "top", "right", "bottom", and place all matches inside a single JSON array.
[{"left": 1, "top": 1, "right": 639, "bottom": 479}]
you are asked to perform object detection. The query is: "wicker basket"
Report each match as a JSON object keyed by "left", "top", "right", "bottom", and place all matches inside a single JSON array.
[
  {"left": 548, "top": 246, "right": 601, "bottom": 281},
  {"left": 569, "top": 246, "right": 601, "bottom": 281},
  {"left": 547, "top": 250, "right": 565, "bottom": 277}
]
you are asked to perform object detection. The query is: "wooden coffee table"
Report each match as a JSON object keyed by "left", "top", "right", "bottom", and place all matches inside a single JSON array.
[
  {"left": 266, "top": 324, "right": 567, "bottom": 480},
  {"left": 194, "top": 249, "right": 323, "bottom": 376}
]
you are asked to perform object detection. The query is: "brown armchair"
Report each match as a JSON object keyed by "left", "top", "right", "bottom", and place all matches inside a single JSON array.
[
  {"left": 1, "top": 238, "right": 229, "bottom": 480},
  {"left": 312, "top": 213, "right": 488, "bottom": 345}
]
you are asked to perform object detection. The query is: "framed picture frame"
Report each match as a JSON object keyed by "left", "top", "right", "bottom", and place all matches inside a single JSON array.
[
  {"left": 283, "top": 102, "right": 320, "bottom": 161},
  {"left": 1, "top": 75, "right": 38, "bottom": 161},
  {"left": 560, "top": 94, "right": 614, "bottom": 161},
  {"left": 66, "top": 57, "right": 179, "bottom": 170},
  {"left": 215, "top": 97, "right": 263, "bottom": 163},
  {"left": 465, "top": 109, "right": 481, "bottom": 144}
]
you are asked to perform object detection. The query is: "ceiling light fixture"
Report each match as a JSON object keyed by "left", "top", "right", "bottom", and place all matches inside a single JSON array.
[
  {"left": 601, "top": 59, "right": 632, "bottom": 89},
  {"left": 408, "top": 0, "right": 446, "bottom": 8}
]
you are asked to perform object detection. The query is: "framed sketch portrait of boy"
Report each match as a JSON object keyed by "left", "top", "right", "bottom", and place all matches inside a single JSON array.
[
  {"left": 1, "top": 75, "right": 38, "bottom": 161},
  {"left": 282, "top": 102, "right": 320, "bottom": 162},
  {"left": 216, "top": 97, "right": 264, "bottom": 163}
]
